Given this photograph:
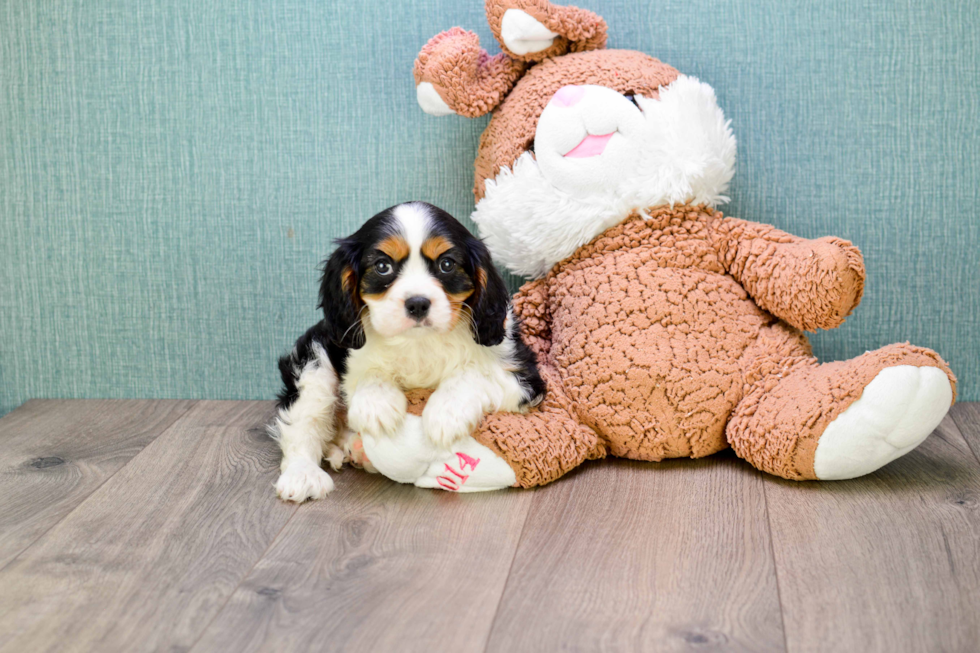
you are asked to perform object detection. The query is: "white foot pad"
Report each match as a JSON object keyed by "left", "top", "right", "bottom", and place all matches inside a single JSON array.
[
  {"left": 275, "top": 459, "right": 335, "bottom": 502},
  {"left": 813, "top": 365, "right": 953, "bottom": 480},
  {"left": 500, "top": 9, "right": 558, "bottom": 55},
  {"left": 416, "top": 82, "right": 454, "bottom": 117},
  {"left": 360, "top": 415, "right": 516, "bottom": 492}
]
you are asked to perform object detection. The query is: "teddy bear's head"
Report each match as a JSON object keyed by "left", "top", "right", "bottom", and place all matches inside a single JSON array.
[{"left": 415, "top": 0, "right": 737, "bottom": 277}]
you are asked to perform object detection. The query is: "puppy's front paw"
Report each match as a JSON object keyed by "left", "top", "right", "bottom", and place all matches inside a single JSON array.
[
  {"left": 275, "top": 460, "right": 335, "bottom": 503},
  {"left": 423, "top": 392, "right": 482, "bottom": 449},
  {"left": 347, "top": 383, "right": 407, "bottom": 437}
]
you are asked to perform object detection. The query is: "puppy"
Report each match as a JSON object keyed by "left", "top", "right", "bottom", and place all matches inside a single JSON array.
[{"left": 269, "top": 201, "right": 545, "bottom": 502}]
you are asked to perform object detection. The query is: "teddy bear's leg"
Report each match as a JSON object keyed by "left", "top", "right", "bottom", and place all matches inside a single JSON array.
[
  {"left": 353, "top": 390, "right": 518, "bottom": 492},
  {"left": 468, "top": 365, "right": 607, "bottom": 487},
  {"left": 357, "top": 416, "right": 520, "bottom": 492},
  {"left": 728, "top": 326, "right": 956, "bottom": 480},
  {"left": 357, "top": 366, "right": 606, "bottom": 490}
]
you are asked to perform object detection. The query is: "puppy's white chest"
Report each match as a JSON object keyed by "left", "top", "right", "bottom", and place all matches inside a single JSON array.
[{"left": 345, "top": 326, "right": 486, "bottom": 392}]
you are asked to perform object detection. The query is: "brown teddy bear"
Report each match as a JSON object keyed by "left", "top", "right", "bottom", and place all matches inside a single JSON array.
[{"left": 354, "top": 0, "right": 956, "bottom": 491}]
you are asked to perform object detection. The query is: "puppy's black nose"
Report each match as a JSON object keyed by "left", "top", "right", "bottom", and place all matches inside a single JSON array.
[{"left": 405, "top": 296, "right": 431, "bottom": 321}]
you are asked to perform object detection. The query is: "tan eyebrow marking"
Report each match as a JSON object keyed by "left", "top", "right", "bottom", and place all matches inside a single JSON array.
[
  {"left": 421, "top": 235, "right": 452, "bottom": 260},
  {"left": 377, "top": 235, "right": 410, "bottom": 261}
]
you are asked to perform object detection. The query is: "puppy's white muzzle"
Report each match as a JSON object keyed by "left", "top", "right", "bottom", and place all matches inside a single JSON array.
[{"left": 366, "top": 271, "right": 452, "bottom": 338}]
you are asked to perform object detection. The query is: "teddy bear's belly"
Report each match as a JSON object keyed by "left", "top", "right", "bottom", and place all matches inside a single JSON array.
[{"left": 550, "top": 266, "right": 774, "bottom": 460}]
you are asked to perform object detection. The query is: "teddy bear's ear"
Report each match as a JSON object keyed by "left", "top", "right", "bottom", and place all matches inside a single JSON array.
[
  {"left": 484, "top": 0, "right": 607, "bottom": 62},
  {"left": 413, "top": 27, "right": 527, "bottom": 118}
]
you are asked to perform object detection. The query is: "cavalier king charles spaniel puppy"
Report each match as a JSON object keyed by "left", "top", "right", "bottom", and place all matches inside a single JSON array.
[{"left": 269, "top": 201, "right": 545, "bottom": 501}]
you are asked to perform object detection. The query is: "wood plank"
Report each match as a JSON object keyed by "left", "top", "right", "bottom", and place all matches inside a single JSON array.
[
  {"left": 484, "top": 455, "right": 786, "bottom": 653},
  {"left": 0, "top": 400, "right": 296, "bottom": 653},
  {"left": 950, "top": 402, "right": 980, "bottom": 465},
  {"left": 0, "top": 399, "right": 194, "bottom": 569},
  {"left": 190, "top": 470, "right": 534, "bottom": 653},
  {"left": 765, "top": 414, "right": 980, "bottom": 652}
]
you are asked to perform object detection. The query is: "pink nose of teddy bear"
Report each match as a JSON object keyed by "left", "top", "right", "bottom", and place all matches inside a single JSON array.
[{"left": 551, "top": 85, "right": 586, "bottom": 107}]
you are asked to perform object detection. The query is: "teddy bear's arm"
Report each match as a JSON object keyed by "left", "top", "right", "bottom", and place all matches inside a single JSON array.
[
  {"left": 512, "top": 276, "right": 553, "bottom": 360},
  {"left": 458, "top": 276, "right": 607, "bottom": 489},
  {"left": 414, "top": 28, "right": 527, "bottom": 118},
  {"left": 711, "top": 217, "right": 866, "bottom": 332}
]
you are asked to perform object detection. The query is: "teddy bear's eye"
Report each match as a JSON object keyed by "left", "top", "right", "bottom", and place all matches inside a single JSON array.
[{"left": 624, "top": 94, "right": 641, "bottom": 109}]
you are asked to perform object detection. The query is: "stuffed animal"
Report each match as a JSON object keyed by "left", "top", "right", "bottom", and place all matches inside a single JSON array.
[{"left": 352, "top": 0, "right": 956, "bottom": 491}]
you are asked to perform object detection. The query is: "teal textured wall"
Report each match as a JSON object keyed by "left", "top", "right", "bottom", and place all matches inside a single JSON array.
[{"left": 1, "top": 0, "right": 978, "bottom": 415}]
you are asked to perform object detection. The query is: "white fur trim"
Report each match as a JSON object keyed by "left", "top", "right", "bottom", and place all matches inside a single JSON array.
[
  {"left": 500, "top": 9, "right": 558, "bottom": 55},
  {"left": 362, "top": 415, "right": 516, "bottom": 492},
  {"left": 813, "top": 366, "right": 952, "bottom": 480},
  {"left": 472, "top": 75, "right": 737, "bottom": 278},
  {"left": 417, "top": 81, "right": 454, "bottom": 117}
]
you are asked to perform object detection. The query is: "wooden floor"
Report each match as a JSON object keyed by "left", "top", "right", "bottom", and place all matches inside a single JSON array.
[{"left": 0, "top": 400, "right": 978, "bottom": 652}]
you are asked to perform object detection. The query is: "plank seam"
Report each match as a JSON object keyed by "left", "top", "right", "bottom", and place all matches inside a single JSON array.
[
  {"left": 949, "top": 404, "right": 980, "bottom": 468},
  {"left": 761, "top": 478, "right": 791, "bottom": 653},
  {"left": 481, "top": 491, "right": 535, "bottom": 653},
  {"left": 0, "top": 400, "right": 197, "bottom": 575}
]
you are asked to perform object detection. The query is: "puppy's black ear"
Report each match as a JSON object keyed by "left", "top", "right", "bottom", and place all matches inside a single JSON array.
[
  {"left": 465, "top": 236, "right": 510, "bottom": 347},
  {"left": 317, "top": 237, "right": 365, "bottom": 349}
]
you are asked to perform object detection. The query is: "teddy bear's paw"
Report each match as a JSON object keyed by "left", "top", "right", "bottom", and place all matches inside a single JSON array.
[
  {"left": 342, "top": 431, "right": 377, "bottom": 474},
  {"left": 275, "top": 459, "right": 335, "bottom": 503},
  {"left": 813, "top": 365, "right": 953, "bottom": 480}
]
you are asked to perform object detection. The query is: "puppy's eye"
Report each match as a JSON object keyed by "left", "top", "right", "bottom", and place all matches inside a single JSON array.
[
  {"left": 438, "top": 258, "right": 456, "bottom": 274},
  {"left": 375, "top": 260, "right": 393, "bottom": 276},
  {"left": 624, "top": 94, "right": 640, "bottom": 108}
]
